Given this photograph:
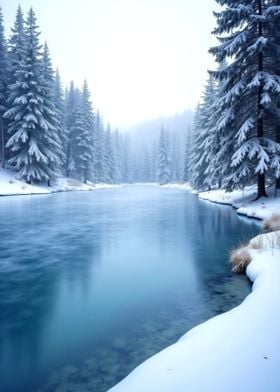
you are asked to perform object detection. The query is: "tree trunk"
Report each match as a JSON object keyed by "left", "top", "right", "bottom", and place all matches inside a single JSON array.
[
  {"left": 275, "top": 126, "right": 280, "bottom": 196},
  {"left": 256, "top": 173, "right": 267, "bottom": 199},
  {"left": 0, "top": 117, "right": 5, "bottom": 169},
  {"left": 256, "top": 0, "right": 267, "bottom": 199},
  {"left": 275, "top": 178, "right": 280, "bottom": 197}
]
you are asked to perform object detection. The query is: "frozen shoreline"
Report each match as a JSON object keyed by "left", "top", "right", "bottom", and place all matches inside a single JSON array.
[
  {"left": 199, "top": 187, "right": 280, "bottom": 220},
  {"left": 0, "top": 169, "right": 121, "bottom": 197},
  {"left": 160, "top": 182, "right": 280, "bottom": 221}
]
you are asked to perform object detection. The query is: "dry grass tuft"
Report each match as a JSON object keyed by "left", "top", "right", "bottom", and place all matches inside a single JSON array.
[
  {"left": 231, "top": 230, "right": 280, "bottom": 274},
  {"left": 230, "top": 246, "right": 252, "bottom": 273},
  {"left": 263, "top": 214, "right": 280, "bottom": 233}
]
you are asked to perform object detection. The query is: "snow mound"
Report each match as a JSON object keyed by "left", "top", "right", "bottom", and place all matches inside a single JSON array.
[{"left": 109, "top": 232, "right": 280, "bottom": 392}]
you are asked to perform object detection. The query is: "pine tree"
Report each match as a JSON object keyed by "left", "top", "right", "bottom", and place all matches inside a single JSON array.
[
  {"left": 113, "top": 129, "right": 121, "bottom": 183},
  {"left": 157, "top": 127, "right": 171, "bottom": 185},
  {"left": 6, "top": 5, "right": 25, "bottom": 165},
  {"left": 73, "top": 80, "right": 94, "bottom": 183},
  {"left": 183, "top": 127, "right": 192, "bottom": 183},
  {"left": 54, "top": 69, "right": 67, "bottom": 171},
  {"left": 121, "top": 134, "right": 133, "bottom": 183},
  {"left": 190, "top": 76, "right": 218, "bottom": 191},
  {"left": 171, "top": 132, "right": 180, "bottom": 182},
  {"left": 210, "top": 0, "right": 280, "bottom": 198},
  {"left": 103, "top": 124, "right": 117, "bottom": 184},
  {"left": 4, "top": 8, "right": 62, "bottom": 183},
  {"left": 65, "top": 81, "right": 78, "bottom": 176},
  {"left": 92, "top": 110, "right": 105, "bottom": 183},
  {"left": 42, "top": 42, "right": 64, "bottom": 181},
  {"left": 0, "top": 7, "right": 8, "bottom": 168},
  {"left": 150, "top": 140, "right": 158, "bottom": 182}
]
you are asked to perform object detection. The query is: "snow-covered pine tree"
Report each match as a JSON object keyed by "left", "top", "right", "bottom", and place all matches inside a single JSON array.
[
  {"left": 142, "top": 144, "right": 152, "bottom": 182},
  {"left": 0, "top": 7, "right": 8, "bottom": 168},
  {"left": 112, "top": 129, "right": 121, "bottom": 184},
  {"left": 210, "top": 0, "right": 280, "bottom": 199},
  {"left": 171, "top": 132, "right": 180, "bottom": 182},
  {"left": 121, "top": 133, "right": 133, "bottom": 183},
  {"left": 92, "top": 110, "right": 105, "bottom": 183},
  {"left": 54, "top": 69, "right": 68, "bottom": 171},
  {"left": 202, "top": 62, "right": 230, "bottom": 189},
  {"left": 190, "top": 76, "right": 217, "bottom": 191},
  {"left": 157, "top": 127, "right": 171, "bottom": 185},
  {"left": 73, "top": 80, "right": 94, "bottom": 183},
  {"left": 5, "top": 6, "right": 26, "bottom": 167},
  {"left": 5, "top": 8, "right": 62, "bottom": 183},
  {"left": 150, "top": 139, "right": 158, "bottom": 182},
  {"left": 42, "top": 42, "right": 64, "bottom": 181},
  {"left": 65, "top": 81, "right": 78, "bottom": 176},
  {"left": 8, "top": 5, "right": 25, "bottom": 67},
  {"left": 183, "top": 127, "right": 192, "bottom": 184},
  {"left": 103, "top": 124, "right": 117, "bottom": 184}
]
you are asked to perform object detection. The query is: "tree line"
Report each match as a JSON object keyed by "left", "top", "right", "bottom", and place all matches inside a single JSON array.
[
  {"left": 0, "top": 5, "right": 190, "bottom": 187},
  {"left": 0, "top": 5, "right": 126, "bottom": 185},
  {"left": 185, "top": 0, "right": 280, "bottom": 199}
]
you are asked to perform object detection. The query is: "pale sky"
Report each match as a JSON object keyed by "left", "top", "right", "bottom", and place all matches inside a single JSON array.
[{"left": 2, "top": 0, "right": 218, "bottom": 129}]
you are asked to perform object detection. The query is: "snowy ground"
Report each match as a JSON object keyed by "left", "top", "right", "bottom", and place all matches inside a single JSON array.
[
  {"left": 199, "top": 187, "right": 280, "bottom": 220},
  {"left": 109, "top": 231, "right": 280, "bottom": 392},
  {"left": 161, "top": 183, "right": 193, "bottom": 191},
  {"left": 0, "top": 169, "right": 120, "bottom": 196}
]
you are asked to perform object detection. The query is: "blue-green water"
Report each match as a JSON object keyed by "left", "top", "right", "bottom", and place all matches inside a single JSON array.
[{"left": 0, "top": 185, "right": 260, "bottom": 392}]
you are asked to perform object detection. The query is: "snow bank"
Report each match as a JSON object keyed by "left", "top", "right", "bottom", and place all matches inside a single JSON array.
[
  {"left": 199, "top": 187, "right": 280, "bottom": 220},
  {"left": 0, "top": 169, "right": 121, "bottom": 196},
  {"left": 161, "top": 183, "right": 193, "bottom": 191},
  {"left": 109, "top": 232, "right": 280, "bottom": 392},
  {"left": 0, "top": 169, "right": 51, "bottom": 195}
]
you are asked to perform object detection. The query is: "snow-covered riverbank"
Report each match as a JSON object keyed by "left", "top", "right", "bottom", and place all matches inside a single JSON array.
[
  {"left": 109, "top": 231, "right": 280, "bottom": 392},
  {"left": 161, "top": 183, "right": 280, "bottom": 221},
  {"left": 199, "top": 187, "right": 280, "bottom": 220},
  {"left": 0, "top": 169, "right": 120, "bottom": 196}
]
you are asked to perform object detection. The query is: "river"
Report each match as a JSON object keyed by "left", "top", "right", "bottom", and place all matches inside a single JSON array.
[{"left": 0, "top": 185, "right": 260, "bottom": 391}]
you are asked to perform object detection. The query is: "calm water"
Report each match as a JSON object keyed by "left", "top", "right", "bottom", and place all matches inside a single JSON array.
[{"left": 0, "top": 185, "right": 260, "bottom": 392}]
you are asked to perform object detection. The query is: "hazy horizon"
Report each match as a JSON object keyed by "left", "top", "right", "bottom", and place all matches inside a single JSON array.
[{"left": 1, "top": 0, "right": 218, "bottom": 129}]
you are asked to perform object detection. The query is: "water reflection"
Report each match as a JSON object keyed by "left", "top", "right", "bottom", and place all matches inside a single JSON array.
[{"left": 0, "top": 187, "right": 260, "bottom": 391}]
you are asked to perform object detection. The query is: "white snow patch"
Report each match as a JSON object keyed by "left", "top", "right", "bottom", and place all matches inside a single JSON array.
[
  {"left": 0, "top": 169, "right": 121, "bottom": 196},
  {"left": 109, "top": 232, "right": 280, "bottom": 392},
  {"left": 161, "top": 183, "right": 193, "bottom": 191},
  {"left": 0, "top": 169, "right": 51, "bottom": 195},
  {"left": 199, "top": 187, "right": 280, "bottom": 220}
]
